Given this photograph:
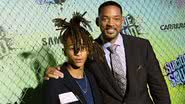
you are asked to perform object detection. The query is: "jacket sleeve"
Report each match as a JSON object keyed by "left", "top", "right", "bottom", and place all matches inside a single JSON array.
[
  {"left": 145, "top": 40, "right": 171, "bottom": 104},
  {"left": 42, "top": 79, "right": 61, "bottom": 104}
]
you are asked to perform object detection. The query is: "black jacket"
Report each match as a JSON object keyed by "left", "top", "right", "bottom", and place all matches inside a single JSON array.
[
  {"left": 88, "top": 34, "right": 171, "bottom": 104},
  {"left": 43, "top": 63, "right": 103, "bottom": 104}
]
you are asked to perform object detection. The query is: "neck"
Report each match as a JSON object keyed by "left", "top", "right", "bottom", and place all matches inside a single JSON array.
[
  {"left": 67, "top": 64, "right": 84, "bottom": 79},
  {"left": 101, "top": 34, "right": 119, "bottom": 44}
]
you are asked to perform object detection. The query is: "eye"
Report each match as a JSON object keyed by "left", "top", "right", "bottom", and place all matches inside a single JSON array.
[
  {"left": 81, "top": 45, "right": 87, "bottom": 51},
  {"left": 101, "top": 17, "right": 108, "bottom": 22},
  {"left": 68, "top": 47, "right": 74, "bottom": 51},
  {"left": 114, "top": 17, "right": 121, "bottom": 21}
]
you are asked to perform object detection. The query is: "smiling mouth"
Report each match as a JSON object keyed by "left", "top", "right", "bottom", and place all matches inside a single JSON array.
[
  {"left": 107, "top": 29, "right": 115, "bottom": 34},
  {"left": 106, "top": 27, "right": 115, "bottom": 34}
]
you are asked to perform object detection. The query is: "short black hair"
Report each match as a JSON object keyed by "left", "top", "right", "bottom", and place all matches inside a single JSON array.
[{"left": 98, "top": 1, "right": 122, "bottom": 16}]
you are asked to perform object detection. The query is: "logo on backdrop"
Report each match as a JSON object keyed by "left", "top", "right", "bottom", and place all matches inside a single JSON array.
[
  {"left": 122, "top": 14, "right": 142, "bottom": 37},
  {"left": 160, "top": 22, "right": 185, "bottom": 31},
  {"left": 35, "top": 0, "right": 66, "bottom": 5},
  {"left": 165, "top": 0, "right": 185, "bottom": 8},
  {"left": 42, "top": 36, "right": 61, "bottom": 46},
  {"left": 0, "top": 27, "right": 15, "bottom": 60},
  {"left": 164, "top": 54, "right": 185, "bottom": 87}
]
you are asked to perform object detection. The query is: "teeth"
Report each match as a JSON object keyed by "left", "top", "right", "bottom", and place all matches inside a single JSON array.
[{"left": 107, "top": 29, "right": 115, "bottom": 33}]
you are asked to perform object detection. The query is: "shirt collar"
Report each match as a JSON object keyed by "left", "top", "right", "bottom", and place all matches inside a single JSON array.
[
  {"left": 114, "top": 33, "right": 123, "bottom": 47},
  {"left": 102, "top": 33, "right": 123, "bottom": 48}
]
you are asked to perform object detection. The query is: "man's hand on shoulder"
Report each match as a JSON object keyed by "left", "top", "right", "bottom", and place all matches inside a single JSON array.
[{"left": 44, "top": 66, "right": 64, "bottom": 80}]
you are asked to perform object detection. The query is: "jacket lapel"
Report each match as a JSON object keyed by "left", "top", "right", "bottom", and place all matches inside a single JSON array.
[
  {"left": 95, "top": 36, "right": 118, "bottom": 86},
  {"left": 85, "top": 70, "right": 100, "bottom": 104},
  {"left": 122, "top": 34, "right": 132, "bottom": 75},
  {"left": 122, "top": 34, "right": 138, "bottom": 100},
  {"left": 62, "top": 68, "right": 86, "bottom": 104},
  {"left": 95, "top": 33, "right": 138, "bottom": 100},
  {"left": 95, "top": 36, "right": 124, "bottom": 99}
]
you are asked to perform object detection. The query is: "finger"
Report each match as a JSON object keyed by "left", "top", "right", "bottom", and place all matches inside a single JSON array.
[
  {"left": 48, "top": 74, "right": 59, "bottom": 79},
  {"left": 56, "top": 66, "right": 63, "bottom": 78},
  {"left": 44, "top": 76, "right": 50, "bottom": 80},
  {"left": 57, "top": 66, "right": 61, "bottom": 70},
  {"left": 46, "top": 67, "right": 57, "bottom": 76},
  {"left": 53, "top": 70, "right": 64, "bottom": 78}
]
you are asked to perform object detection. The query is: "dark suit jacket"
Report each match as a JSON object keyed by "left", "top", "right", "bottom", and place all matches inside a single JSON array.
[
  {"left": 43, "top": 63, "right": 103, "bottom": 104},
  {"left": 87, "top": 33, "right": 170, "bottom": 104}
]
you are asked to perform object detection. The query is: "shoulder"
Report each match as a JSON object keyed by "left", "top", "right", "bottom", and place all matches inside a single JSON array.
[
  {"left": 43, "top": 64, "right": 69, "bottom": 88},
  {"left": 43, "top": 77, "right": 64, "bottom": 90},
  {"left": 124, "top": 35, "right": 149, "bottom": 44},
  {"left": 85, "top": 68, "right": 98, "bottom": 81},
  {"left": 123, "top": 34, "right": 151, "bottom": 48}
]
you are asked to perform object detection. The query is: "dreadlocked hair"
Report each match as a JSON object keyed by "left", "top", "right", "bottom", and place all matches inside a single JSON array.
[{"left": 52, "top": 12, "right": 97, "bottom": 60}]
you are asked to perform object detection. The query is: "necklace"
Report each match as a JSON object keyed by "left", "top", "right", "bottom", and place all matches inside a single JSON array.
[{"left": 75, "top": 75, "right": 88, "bottom": 94}]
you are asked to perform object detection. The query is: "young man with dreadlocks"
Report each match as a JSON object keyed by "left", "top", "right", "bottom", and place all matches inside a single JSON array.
[{"left": 42, "top": 12, "right": 103, "bottom": 104}]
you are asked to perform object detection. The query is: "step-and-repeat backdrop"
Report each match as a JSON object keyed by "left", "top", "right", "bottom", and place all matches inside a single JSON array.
[{"left": 0, "top": 0, "right": 185, "bottom": 103}]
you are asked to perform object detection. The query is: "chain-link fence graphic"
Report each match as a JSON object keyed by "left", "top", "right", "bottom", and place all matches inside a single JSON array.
[{"left": 0, "top": 0, "right": 185, "bottom": 103}]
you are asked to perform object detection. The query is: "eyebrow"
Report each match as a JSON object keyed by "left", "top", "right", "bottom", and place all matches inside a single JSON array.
[{"left": 101, "top": 15, "right": 122, "bottom": 17}]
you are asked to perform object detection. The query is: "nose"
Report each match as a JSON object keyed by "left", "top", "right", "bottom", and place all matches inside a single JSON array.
[{"left": 107, "top": 18, "right": 114, "bottom": 26}]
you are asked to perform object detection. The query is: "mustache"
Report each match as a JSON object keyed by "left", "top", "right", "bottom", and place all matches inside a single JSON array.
[{"left": 105, "top": 26, "right": 115, "bottom": 30}]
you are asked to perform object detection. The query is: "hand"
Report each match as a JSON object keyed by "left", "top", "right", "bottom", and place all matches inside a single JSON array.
[{"left": 44, "top": 66, "right": 64, "bottom": 80}]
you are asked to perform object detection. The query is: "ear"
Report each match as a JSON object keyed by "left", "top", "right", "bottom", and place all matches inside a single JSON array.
[
  {"left": 122, "top": 16, "right": 125, "bottom": 24},
  {"left": 95, "top": 17, "right": 99, "bottom": 27}
]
